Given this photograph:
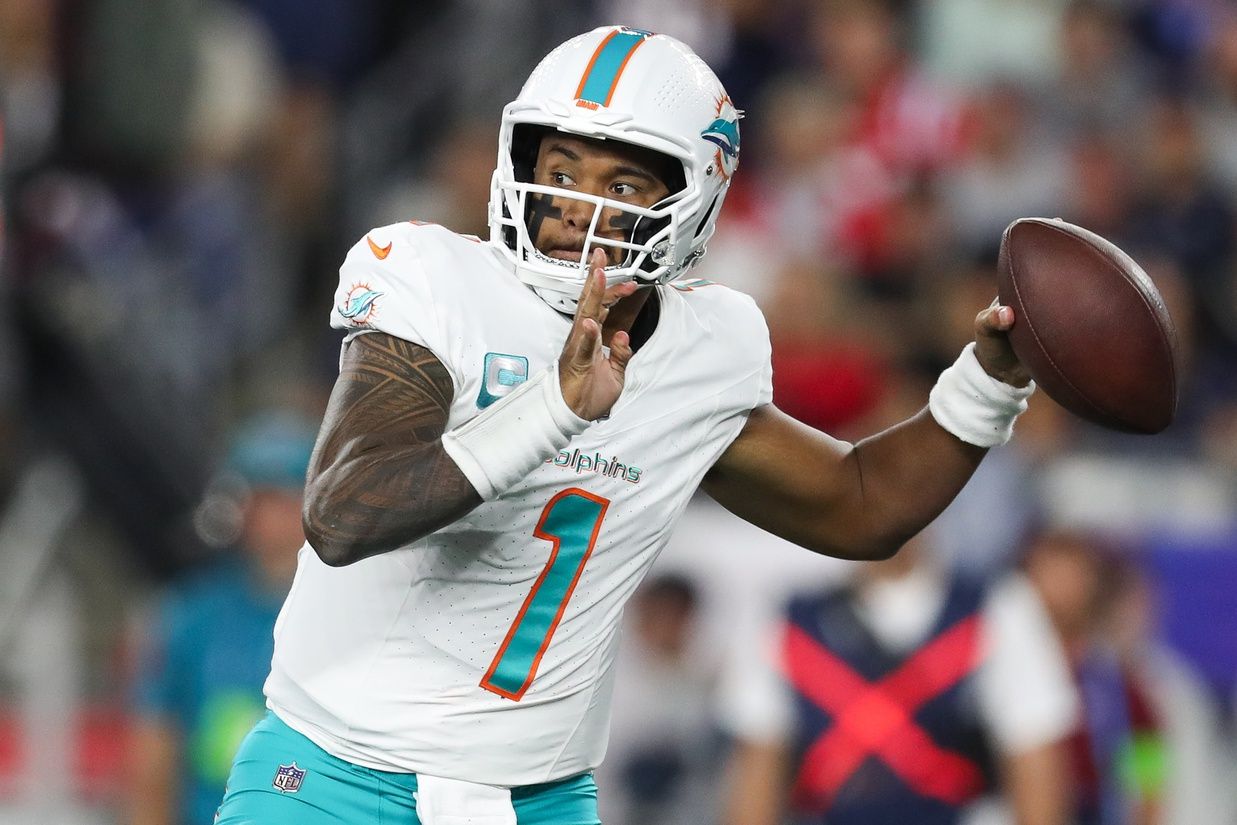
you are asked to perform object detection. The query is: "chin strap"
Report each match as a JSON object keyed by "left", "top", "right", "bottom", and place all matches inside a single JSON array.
[{"left": 531, "top": 283, "right": 581, "bottom": 315}]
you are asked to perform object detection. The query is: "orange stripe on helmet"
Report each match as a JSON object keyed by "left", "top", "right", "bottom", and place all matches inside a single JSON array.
[{"left": 574, "top": 29, "right": 620, "bottom": 101}]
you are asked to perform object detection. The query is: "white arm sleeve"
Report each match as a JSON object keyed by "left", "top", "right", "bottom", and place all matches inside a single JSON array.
[{"left": 976, "top": 575, "right": 1080, "bottom": 754}]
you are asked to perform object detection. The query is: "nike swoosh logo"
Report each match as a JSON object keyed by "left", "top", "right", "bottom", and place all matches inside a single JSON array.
[{"left": 367, "top": 235, "right": 392, "bottom": 260}]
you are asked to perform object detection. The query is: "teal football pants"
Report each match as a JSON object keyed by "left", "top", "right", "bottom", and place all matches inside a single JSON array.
[{"left": 215, "top": 712, "right": 601, "bottom": 824}]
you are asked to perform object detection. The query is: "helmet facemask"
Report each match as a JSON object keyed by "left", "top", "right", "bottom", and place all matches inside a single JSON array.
[{"left": 492, "top": 122, "right": 696, "bottom": 312}]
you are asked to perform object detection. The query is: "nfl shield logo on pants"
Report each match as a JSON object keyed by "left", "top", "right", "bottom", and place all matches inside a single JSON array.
[{"left": 273, "top": 762, "right": 306, "bottom": 793}]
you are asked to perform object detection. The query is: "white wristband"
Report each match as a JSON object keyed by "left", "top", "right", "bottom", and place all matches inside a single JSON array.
[
  {"left": 929, "top": 342, "right": 1034, "bottom": 447},
  {"left": 441, "top": 364, "right": 590, "bottom": 500}
]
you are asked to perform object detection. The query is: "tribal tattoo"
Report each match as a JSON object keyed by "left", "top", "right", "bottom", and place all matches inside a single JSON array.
[{"left": 302, "top": 332, "right": 481, "bottom": 565}]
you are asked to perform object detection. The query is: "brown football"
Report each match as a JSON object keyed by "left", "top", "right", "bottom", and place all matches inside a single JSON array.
[{"left": 996, "top": 217, "right": 1179, "bottom": 434}]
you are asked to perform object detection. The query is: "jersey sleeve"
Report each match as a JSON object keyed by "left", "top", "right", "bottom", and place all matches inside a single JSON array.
[
  {"left": 720, "top": 288, "right": 774, "bottom": 409},
  {"left": 750, "top": 295, "right": 773, "bottom": 407},
  {"left": 329, "top": 223, "right": 468, "bottom": 390},
  {"left": 976, "top": 574, "right": 1080, "bottom": 754},
  {"left": 330, "top": 225, "right": 446, "bottom": 349}
]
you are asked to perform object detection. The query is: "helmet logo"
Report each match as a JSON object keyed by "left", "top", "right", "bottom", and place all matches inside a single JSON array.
[
  {"left": 701, "top": 118, "right": 739, "bottom": 160},
  {"left": 702, "top": 95, "right": 741, "bottom": 180}
]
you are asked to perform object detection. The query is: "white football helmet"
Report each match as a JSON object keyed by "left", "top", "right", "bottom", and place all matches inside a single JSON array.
[{"left": 489, "top": 26, "right": 741, "bottom": 312}]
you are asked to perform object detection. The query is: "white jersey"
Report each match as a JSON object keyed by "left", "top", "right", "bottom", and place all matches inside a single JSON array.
[{"left": 265, "top": 221, "right": 773, "bottom": 786}]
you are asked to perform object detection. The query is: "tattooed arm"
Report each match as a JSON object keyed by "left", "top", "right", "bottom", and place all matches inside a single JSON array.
[{"left": 302, "top": 332, "right": 481, "bottom": 566}]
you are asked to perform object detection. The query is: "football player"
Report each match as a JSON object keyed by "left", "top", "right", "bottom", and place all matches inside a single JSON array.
[{"left": 216, "top": 26, "right": 1033, "bottom": 825}]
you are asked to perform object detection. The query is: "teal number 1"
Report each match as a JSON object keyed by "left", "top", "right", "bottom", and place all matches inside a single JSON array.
[{"left": 481, "top": 488, "right": 610, "bottom": 700}]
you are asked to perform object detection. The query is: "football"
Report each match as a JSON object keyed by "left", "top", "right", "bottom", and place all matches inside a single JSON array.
[{"left": 996, "top": 217, "right": 1179, "bottom": 434}]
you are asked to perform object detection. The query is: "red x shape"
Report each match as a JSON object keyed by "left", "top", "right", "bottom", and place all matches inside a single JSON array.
[{"left": 782, "top": 614, "right": 985, "bottom": 811}]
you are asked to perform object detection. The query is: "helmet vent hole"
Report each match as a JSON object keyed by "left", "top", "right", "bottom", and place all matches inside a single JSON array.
[{"left": 653, "top": 78, "right": 696, "bottom": 113}]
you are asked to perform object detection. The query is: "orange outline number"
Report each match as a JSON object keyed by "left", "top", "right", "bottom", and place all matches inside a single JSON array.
[{"left": 480, "top": 488, "right": 609, "bottom": 700}]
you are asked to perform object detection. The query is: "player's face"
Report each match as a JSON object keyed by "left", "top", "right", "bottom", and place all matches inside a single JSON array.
[{"left": 529, "top": 135, "right": 672, "bottom": 267}]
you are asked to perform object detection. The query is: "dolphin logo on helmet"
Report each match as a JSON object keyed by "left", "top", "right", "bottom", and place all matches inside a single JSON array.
[{"left": 701, "top": 117, "right": 740, "bottom": 160}]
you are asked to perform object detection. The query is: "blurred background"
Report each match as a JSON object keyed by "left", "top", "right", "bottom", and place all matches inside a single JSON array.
[{"left": 0, "top": 0, "right": 1235, "bottom": 823}]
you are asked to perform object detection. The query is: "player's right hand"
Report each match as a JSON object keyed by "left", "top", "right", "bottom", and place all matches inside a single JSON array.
[{"left": 558, "top": 248, "right": 636, "bottom": 420}]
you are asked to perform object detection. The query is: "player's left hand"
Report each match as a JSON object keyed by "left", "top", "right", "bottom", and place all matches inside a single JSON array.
[
  {"left": 558, "top": 248, "right": 638, "bottom": 420},
  {"left": 974, "top": 301, "right": 1032, "bottom": 388}
]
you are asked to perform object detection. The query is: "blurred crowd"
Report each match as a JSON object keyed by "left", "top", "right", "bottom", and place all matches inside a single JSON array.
[{"left": 0, "top": 0, "right": 1235, "bottom": 823}]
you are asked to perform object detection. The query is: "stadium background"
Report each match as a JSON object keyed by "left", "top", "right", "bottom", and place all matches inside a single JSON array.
[{"left": 0, "top": 0, "right": 1235, "bottom": 822}]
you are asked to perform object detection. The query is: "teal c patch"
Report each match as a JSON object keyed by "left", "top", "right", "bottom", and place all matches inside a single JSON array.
[{"left": 478, "top": 353, "right": 529, "bottom": 409}]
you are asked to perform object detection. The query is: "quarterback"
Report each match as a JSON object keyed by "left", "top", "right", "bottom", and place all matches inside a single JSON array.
[{"left": 216, "top": 26, "right": 1034, "bottom": 825}]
